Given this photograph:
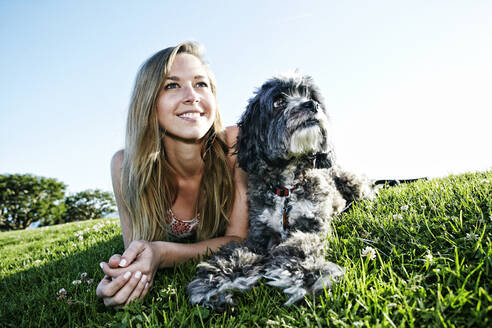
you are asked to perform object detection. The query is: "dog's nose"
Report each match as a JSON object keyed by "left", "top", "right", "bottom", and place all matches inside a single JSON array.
[{"left": 302, "top": 100, "right": 318, "bottom": 113}]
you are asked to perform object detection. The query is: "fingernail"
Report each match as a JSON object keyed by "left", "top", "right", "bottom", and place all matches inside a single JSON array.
[
  {"left": 135, "top": 271, "right": 142, "bottom": 279},
  {"left": 123, "top": 271, "right": 131, "bottom": 280},
  {"left": 119, "top": 259, "right": 127, "bottom": 267},
  {"left": 141, "top": 274, "right": 147, "bottom": 283},
  {"left": 99, "top": 262, "right": 104, "bottom": 269}
]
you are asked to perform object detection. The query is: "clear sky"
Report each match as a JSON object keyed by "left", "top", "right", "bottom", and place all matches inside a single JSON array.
[{"left": 1, "top": 1, "right": 491, "bottom": 193}]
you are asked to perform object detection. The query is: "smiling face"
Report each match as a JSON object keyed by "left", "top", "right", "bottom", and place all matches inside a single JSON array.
[{"left": 156, "top": 53, "right": 217, "bottom": 142}]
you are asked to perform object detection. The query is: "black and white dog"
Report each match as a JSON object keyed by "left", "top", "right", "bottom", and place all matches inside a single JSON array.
[{"left": 187, "top": 73, "right": 374, "bottom": 310}]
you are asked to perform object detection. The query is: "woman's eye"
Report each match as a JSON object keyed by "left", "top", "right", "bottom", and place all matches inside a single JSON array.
[
  {"left": 164, "top": 83, "right": 179, "bottom": 90},
  {"left": 196, "top": 81, "right": 208, "bottom": 88},
  {"left": 273, "top": 98, "right": 285, "bottom": 109}
]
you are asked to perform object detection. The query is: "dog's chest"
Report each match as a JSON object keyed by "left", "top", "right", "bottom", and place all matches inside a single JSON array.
[{"left": 251, "top": 167, "right": 322, "bottom": 238}]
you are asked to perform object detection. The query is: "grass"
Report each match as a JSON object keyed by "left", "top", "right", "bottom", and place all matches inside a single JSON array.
[{"left": 1, "top": 170, "right": 491, "bottom": 327}]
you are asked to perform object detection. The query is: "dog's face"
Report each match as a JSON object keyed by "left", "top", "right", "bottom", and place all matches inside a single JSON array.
[{"left": 237, "top": 73, "right": 332, "bottom": 173}]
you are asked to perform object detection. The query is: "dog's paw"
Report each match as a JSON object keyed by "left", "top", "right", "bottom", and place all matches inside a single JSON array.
[
  {"left": 187, "top": 277, "right": 233, "bottom": 311},
  {"left": 311, "top": 262, "right": 345, "bottom": 293},
  {"left": 263, "top": 268, "right": 306, "bottom": 305},
  {"left": 283, "top": 285, "right": 308, "bottom": 306}
]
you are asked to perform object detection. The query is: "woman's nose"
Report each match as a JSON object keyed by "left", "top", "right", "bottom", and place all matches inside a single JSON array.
[{"left": 183, "top": 85, "right": 200, "bottom": 104}]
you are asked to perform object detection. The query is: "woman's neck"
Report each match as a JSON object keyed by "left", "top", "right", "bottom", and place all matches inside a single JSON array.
[{"left": 163, "top": 135, "right": 204, "bottom": 179}]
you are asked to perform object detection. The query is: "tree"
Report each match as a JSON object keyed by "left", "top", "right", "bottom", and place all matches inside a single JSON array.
[
  {"left": 0, "top": 174, "right": 66, "bottom": 231},
  {"left": 57, "top": 189, "right": 116, "bottom": 224}
]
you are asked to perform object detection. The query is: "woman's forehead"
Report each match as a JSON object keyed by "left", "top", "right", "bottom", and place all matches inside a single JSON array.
[{"left": 168, "top": 53, "right": 208, "bottom": 78}]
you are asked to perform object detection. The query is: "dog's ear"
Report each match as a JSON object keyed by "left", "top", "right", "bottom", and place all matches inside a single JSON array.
[{"left": 236, "top": 93, "right": 264, "bottom": 173}]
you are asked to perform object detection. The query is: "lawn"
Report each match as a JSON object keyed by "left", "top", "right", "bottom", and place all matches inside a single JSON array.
[{"left": 1, "top": 171, "right": 491, "bottom": 327}]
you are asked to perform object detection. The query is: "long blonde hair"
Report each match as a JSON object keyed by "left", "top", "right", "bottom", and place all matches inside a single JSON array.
[{"left": 122, "top": 41, "right": 234, "bottom": 242}]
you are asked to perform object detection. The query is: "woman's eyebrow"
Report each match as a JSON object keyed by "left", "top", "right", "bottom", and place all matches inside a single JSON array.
[{"left": 165, "top": 75, "right": 207, "bottom": 81}]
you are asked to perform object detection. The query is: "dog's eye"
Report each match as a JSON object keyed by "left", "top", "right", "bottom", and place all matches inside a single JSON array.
[{"left": 273, "top": 98, "right": 285, "bottom": 109}]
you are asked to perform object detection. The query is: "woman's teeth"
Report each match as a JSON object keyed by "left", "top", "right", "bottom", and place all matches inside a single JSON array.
[{"left": 179, "top": 112, "right": 201, "bottom": 118}]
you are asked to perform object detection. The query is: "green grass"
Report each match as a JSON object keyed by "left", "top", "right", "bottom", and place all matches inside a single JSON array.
[{"left": 1, "top": 171, "right": 491, "bottom": 327}]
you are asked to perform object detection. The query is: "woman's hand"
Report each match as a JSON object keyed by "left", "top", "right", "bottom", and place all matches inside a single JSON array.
[{"left": 96, "top": 240, "right": 163, "bottom": 307}]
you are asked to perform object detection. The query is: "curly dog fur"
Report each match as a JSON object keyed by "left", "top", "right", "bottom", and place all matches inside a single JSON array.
[{"left": 187, "top": 73, "right": 375, "bottom": 310}]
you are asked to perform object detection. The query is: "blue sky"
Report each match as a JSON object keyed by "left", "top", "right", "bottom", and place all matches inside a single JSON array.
[{"left": 1, "top": 1, "right": 491, "bottom": 193}]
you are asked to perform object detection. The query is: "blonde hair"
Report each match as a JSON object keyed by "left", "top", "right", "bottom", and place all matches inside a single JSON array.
[{"left": 122, "top": 41, "right": 234, "bottom": 242}]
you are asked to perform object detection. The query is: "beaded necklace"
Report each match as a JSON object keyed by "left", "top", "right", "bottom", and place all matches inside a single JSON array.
[{"left": 166, "top": 208, "right": 200, "bottom": 238}]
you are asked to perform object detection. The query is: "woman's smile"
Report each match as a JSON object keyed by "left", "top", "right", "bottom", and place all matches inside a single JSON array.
[
  {"left": 156, "top": 53, "right": 216, "bottom": 141},
  {"left": 177, "top": 111, "right": 205, "bottom": 122}
]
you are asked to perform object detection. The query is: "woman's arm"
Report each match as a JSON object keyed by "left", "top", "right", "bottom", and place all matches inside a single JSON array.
[{"left": 111, "top": 150, "right": 133, "bottom": 249}]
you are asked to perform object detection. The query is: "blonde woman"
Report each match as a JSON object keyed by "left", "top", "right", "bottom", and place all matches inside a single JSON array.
[{"left": 96, "top": 42, "right": 248, "bottom": 307}]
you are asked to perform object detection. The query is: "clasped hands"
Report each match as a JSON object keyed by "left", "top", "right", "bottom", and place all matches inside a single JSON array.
[{"left": 96, "top": 240, "right": 161, "bottom": 307}]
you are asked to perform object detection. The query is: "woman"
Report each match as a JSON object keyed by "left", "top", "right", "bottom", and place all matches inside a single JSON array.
[{"left": 96, "top": 42, "right": 248, "bottom": 307}]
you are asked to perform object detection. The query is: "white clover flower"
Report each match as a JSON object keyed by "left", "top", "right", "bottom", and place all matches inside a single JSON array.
[
  {"left": 266, "top": 320, "right": 281, "bottom": 326},
  {"left": 72, "top": 280, "right": 82, "bottom": 285},
  {"left": 34, "top": 259, "right": 41, "bottom": 264},
  {"left": 57, "top": 288, "right": 67, "bottom": 299},
  {"left": 400, "top": 205, "right": 409, "bottom": 211},
  {"left": 362, "top": 246, "right": 376, "bottom": 260},
  {"left": 466, "top": 233, "right": 478, "bottom": 241},
  {"left": 93, "top": 223, "right": 105, "bottom": 232},
  {"left": 353, "top": 321, "right": 364, "bottom": 327},
  {"left": 86, "top": 279, "right": 94, "bottom": 285},
  {"left": 165, "top": 285, "right": 177, "bottom": 295},
  {"left": 78, "top": 235, "right": 84, "bottom": 241},
  {"left": 425, "top": 252, "right": 434, "bottom": 264},
  {"left": 393, "top": 214, "right": 403, "bottom": 220}
]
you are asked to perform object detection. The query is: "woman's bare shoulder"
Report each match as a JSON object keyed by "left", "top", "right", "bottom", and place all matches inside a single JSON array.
[
  {"left": 111, "top": 149, "right": 125, "bottom": 177},
  {"left": 224, "top": 125, "right": 239, "bottom": 148}
]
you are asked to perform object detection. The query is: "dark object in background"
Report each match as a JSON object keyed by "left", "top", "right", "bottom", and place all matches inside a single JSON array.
[{"left": 374, "top": 178, "right": 428, "bottom": 187}]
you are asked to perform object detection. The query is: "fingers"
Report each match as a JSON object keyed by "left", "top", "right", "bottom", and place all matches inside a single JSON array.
[
  {"left": 125, "top": 272, "right": 149, "bottom": 305},
  {"left": 96, "top": 270, "right": 132, "bottom": 299},
  {"left": 100, "top": 262, "right": 126, "bottom": 278},
  {"left": 139, "top": 277, "right": 152, "bottom": 299},
  {"left": 96, "top": 270, "right": 154, "bottom": 307},
  {"left": 119, "top": 240, "right": 147, "bottom": 268},
  {"left": 103, "top": 271, "right": 145, "bottom": 306},
  {"left": 138, "top": 271, "right": 155, "bottom": 300},
  {"left": 108, "top": 254, "right": 122, "bottom": 268}
]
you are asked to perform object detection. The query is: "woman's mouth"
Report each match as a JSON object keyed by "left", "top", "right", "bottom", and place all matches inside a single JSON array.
[{"left": 178, "top": 112, "right": 204, "bottom": 121}]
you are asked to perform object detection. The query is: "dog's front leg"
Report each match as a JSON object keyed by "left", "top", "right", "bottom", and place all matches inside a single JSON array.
[
  {"left": 187, "top": 241, "right": 264, "bottom": 310},
  {"left": 330, "top": 166, "right": 376, "bottom": 206},
  {"left": 263, "top": 231, "right": 344, "bottom": 306}
]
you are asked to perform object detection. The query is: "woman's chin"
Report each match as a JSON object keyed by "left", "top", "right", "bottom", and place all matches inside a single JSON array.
[{"left": 163, "top": 129, "right": 210, "bottom": 144}]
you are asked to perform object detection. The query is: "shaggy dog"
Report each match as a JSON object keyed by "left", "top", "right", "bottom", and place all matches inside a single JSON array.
[{"left": 187, "top": 73, "right": 374, "bottom": 310}]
